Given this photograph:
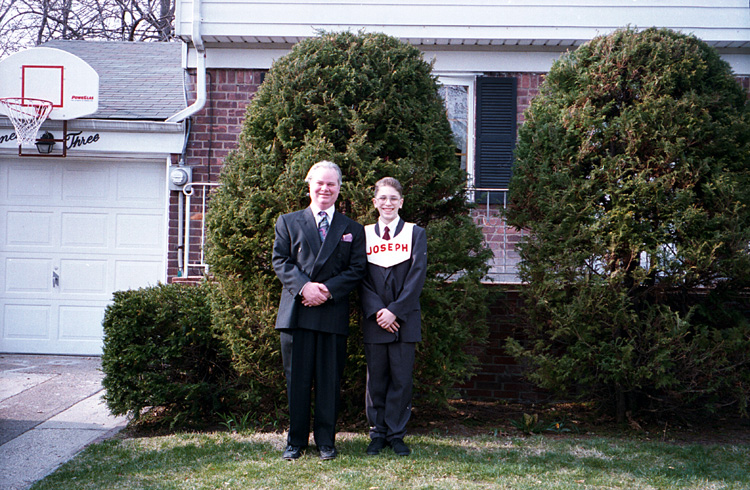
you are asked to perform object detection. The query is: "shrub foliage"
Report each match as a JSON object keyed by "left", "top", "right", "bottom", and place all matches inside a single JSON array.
[
  {"left": 101, "top": 283, "right": 236, "bottom": 426},
  {"left": 206, "top": 31, "right": 492, "bottom": 414},
  {"left": 506, "top": 28, "right": 750, "bottom": 420}
]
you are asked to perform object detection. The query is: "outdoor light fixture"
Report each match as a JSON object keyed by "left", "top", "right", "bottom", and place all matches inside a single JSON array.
[{"left": 35, "top": 131, "right": 56, "bottom": 154}]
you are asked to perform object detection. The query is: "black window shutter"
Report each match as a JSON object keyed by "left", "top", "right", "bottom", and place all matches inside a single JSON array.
[{"left": 475, "top": 77, "right": 517, "bottom": 195}]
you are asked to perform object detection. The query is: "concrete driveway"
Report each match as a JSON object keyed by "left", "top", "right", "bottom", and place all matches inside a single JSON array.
[{"left": 0, "top": 354, "right": 128, "bottom": 490}]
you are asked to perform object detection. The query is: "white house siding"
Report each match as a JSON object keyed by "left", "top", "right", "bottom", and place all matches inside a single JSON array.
[
  {"left": 176, "top": 1, "right": 750, "bottom": 74},
  {"left": 177, "top": 0, "right": 750, "bottom": 44}
]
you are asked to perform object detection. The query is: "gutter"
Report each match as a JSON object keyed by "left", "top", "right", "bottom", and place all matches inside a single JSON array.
[
  {"left": 166, "top": 0, "right": 206, "bottom": 123},
  {"left": 0, "top": 118, "right": 184, "bottom": 133}
]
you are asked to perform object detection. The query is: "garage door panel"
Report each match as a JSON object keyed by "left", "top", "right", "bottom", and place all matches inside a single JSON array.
[
  {"left": 116, "top": 165, "right": 164, "bottom": 203},
  {"left": 7, "top": 166, "right": 54, "bottom": 201},
  {"left": 4, "top": 304, "right": 52, "bottom": 340},
  {"left": 114, "top": 260, "right": 162, "bottom": 291},
  {"left": 5, "top": 258, "right": 53, "bottom": 292},
  {"left": 62, "top": 167, "right": 110, "bottom": 201},
  {"left": 61, "top": 212, "right": 108, "bottom": 248},
  {"left": 60, "top": 259, "right": 107, "bottom": 293},
  {"left": 116, "top": 214, "right": 163, "bottom": 250},
  {"left": 59, "top": 306, "right": 105, "bottom": 340},
  {"left": 6, "top": 211, "right": 54, "bottom": 246}
]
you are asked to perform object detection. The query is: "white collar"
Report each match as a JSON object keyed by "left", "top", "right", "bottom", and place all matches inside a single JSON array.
[
  {"left": 379, "top": 216, "right": 401, "bottom": 233},
  {"left": 311, "top": 204, "right": 335, "bottom": 222}
]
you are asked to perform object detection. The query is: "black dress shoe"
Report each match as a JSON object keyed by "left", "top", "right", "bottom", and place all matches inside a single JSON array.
[
  {"left": 318, "top": 445, "right": 338, "bottom": 460},
  {"left": 390, "top": 438, "right": 411, "bottom": 456},
  {"left": 282, "top": 445, "right": 305, "bottom": 460},
  {"left": 366, "top": 437, "right": 387, "bottom": 455}
]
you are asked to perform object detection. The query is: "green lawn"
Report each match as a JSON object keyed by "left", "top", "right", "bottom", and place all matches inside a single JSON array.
[{"left": 32, "top": 431, "right": 750, "bottom": 489}]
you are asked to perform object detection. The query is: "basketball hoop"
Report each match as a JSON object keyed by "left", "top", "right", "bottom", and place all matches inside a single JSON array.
[{"left": 0, "top": 97, "right": 53, "bottom": 147}]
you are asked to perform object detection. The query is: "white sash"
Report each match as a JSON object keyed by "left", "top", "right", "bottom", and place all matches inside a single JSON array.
[{"left": 365, "top": 222, "right": 414, "bottom": 267}]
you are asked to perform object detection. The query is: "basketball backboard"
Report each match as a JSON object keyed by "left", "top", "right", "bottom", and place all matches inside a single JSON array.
[{"left": 0, "top": 47, "right": 99, "bottom": 120}]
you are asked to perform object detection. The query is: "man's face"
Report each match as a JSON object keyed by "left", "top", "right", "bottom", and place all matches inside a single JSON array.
[{"left": 308, "top": 167, "right": 341, "bottom": 210}]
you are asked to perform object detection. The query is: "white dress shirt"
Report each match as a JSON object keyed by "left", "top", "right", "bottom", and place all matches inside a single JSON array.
[
  {"left": 378, "top": 216, "right": 401, "bottom": 238},
  {"left": 311, "top": 204, "right": 335, "bottom": 227}
]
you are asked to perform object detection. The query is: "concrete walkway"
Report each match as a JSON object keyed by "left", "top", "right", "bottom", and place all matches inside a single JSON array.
[{"left": 0, "top": 354, "right": 128, "bottom": 490}]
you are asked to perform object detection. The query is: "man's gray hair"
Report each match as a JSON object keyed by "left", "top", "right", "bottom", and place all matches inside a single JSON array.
[{"left": 305, "top": 160, "right": 342, "bottom": 185}]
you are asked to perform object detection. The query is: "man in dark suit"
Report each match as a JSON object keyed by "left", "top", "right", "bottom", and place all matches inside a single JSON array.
[
  {"left": 272, "top": 160, "right": 367, "bottom": 461},
  {"left": 360, "top": 177, "right": 427, "bottom": 457}
]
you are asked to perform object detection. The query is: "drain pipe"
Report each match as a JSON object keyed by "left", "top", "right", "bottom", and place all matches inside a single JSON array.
[
  {"left": 168, "top": 0, "right": 206, "bottom": 278},
  {"left": 167, "top": 0, "right": 206, "bottom": 123},
  {"left": 177, "top": 182, "right": 185, "bottom": 275}
]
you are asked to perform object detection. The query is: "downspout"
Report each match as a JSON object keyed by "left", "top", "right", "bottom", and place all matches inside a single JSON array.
[
  {"left": 167, "top": 0, "right": 206, "bottom": 123},
  {"left": 167, "top": 0, "right": 206, "bottom": 278}
]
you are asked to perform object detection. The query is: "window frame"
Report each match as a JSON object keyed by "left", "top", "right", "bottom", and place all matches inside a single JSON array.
[{"left": 437, "top": 75, "right": 477, "bottom": 195}]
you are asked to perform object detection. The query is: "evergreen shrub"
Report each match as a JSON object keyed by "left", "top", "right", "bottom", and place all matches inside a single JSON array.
[
  {"left": 506, "top": 27, "right": 750, "bottom": 421},
  {"left": 206, "top": 31, "right": 492, "bottom": 415},
  {"left": 101, "top": 282, "right": 236, "bottom": 427}
]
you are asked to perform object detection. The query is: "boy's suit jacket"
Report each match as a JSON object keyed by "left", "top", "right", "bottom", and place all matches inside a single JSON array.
[
  {"left": 360, "top": 220, "right": 427, "bottom": 343},
  {"left": 273, "top": 207, "right": 367, "bottom": 335}
]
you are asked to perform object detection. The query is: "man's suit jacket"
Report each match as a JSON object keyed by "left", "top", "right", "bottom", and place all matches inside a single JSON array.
[
  {"left": 273, "top": 207, "right": 367, "bottom": 335},
  {"left": 360, "top": 220, "right": 427, "bottom": 344}
]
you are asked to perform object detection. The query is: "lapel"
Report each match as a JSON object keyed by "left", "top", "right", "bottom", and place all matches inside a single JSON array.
[
  {"left": 298, "top": 208, "right": 321, "bottom": 256},
  {"left": 392, "top": 219, "right": 405, "bottom": 237},
  {"left": 386, "top": 220, "right": 408, "bottom": 279},
  {"left": 311, "top": 210, "right": 347, "bottom": 278}
]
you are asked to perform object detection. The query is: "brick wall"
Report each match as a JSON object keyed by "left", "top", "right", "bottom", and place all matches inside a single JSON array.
[
  {"left": 168, "top": 68, "right": 266, "bottom": 280},
  {"left": 471, "top": 208, "right": 525, "bottom": 283},
  {"left": 188, "top": 69, "right": 264, "bottom": 180},
  {"left": 739, "top": 75, "right": 750, "bottom": 96},
  {"left": 459, "top": 287, "right": 550, "bottom": 403}
]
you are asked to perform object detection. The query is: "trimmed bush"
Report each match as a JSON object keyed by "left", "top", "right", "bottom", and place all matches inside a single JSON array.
[
  {"left": 506, "top": 27, "right": 750, "bottom": 421},
  {"left": 206, "top": 31, "right": 492, "bottom": 415},
  {"left": 101, "top": 282, "right": 236, "bottom": 427}
]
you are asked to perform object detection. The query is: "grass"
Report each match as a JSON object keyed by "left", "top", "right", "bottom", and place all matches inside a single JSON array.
[{"left": 31, "top": 430, "right": 750, "bottom": 489}]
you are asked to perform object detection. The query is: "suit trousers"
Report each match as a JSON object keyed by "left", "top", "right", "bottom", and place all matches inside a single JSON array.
[
  {"left": 364, "top": 341, "right": 416, "bottom": 441},
  {"left": 280, "top": 328, "right": 347, "bottom": 448}
]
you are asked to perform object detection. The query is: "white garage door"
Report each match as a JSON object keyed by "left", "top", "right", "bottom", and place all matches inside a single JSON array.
[{"left": 0, "top": 157, "right": 166, "bottom": 355}]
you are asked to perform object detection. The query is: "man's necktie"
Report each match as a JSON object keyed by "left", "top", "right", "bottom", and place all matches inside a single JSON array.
[
  {"left": 383, "top": 226, "right": 390, "bottom": 240},
  {"left": 318, "top": 211, "right": 329, "bottom": 242}
]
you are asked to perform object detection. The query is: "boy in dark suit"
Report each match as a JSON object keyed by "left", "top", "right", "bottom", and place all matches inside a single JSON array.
[
  {"left": 272, "top": 160, "right": 367, "bottom": 460},
  {"left": 360, "top": 177, "right": 427, "bottom": 456}
]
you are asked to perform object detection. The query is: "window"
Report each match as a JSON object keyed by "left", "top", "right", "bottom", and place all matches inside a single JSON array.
[
  {"left": 438, "top": 76, "right": 475, "bottom": 183},
  {"left": 439, "top": 76, "right": 517, "bottom": 203}
]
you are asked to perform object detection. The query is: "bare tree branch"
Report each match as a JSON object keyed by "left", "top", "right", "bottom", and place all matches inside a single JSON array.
[{"left": 0, "top": 0, "right": 175, "bottom": 57}]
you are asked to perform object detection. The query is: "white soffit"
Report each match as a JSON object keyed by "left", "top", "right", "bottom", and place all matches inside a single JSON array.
[{"left": 195, "top": 45, "right": 749, "bottom": 75}]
